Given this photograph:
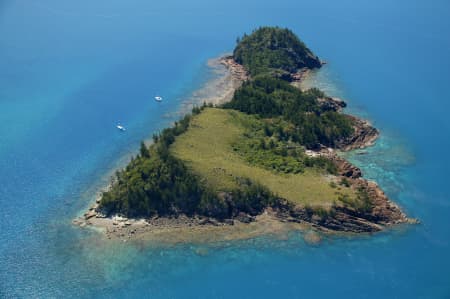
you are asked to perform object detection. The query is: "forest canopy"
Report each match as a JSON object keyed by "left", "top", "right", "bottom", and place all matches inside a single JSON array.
[
  {"left": 223, "top": 76, "right": 354, "bottom": 149},
  {"left": 233, "top": 26, "right": 322, "bottom": 76}
]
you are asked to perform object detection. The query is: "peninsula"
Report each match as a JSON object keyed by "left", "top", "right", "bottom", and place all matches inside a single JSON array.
[{"left": 75, "top": 27, "right": 415, "bottom": 241}]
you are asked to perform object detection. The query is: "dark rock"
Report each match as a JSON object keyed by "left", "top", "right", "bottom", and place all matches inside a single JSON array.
[
  {"left": 317, "top": 97, "right": 347, "bottom": 112},
  {"left": 336, "top": 115, "right": 380, "bottom": 151},
  {"left": 223, "top": 219, "right": 234, "bottom": 225},
  {"left": 235, "top": 213, "right": 254, "bottom": 223},
  {"left": 198, "top": 218, "right": 219, "bottom": 226},
  {"left": 84, "top": 210, "right": 97, "bottom": 220}
]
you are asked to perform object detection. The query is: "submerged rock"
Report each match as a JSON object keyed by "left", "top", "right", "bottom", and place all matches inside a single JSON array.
[{"left": 303, "top": 231, "right": 322, "bottom": 245}]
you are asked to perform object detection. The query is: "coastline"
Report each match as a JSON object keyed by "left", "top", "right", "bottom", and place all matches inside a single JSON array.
[
  {"left": 162, "top": 55, "right": 247, "bottom": 121},
  {"left": 79, "top": 210, "right": 318, "bottom": 245},
  {"left": 73, "top": 55, "right": 415, "bottom": 244}
]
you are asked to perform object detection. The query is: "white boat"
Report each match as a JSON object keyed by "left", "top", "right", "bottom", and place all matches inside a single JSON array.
[
  {"left": 154, "top": 96, "right": 163, "bottom": 102},
  {"left": 116, "top": 124, "right": 126, "bottom": 131}
]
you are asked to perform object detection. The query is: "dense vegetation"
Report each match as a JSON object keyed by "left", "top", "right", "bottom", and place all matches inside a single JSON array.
[
  {"left": 99, "top": 114, "right": 200, "bottom": 217},
  {"left": 229, "top": 111, "right": 338, "bottom": 174},
  {"left": 223, "top": 76, "right": 354, "bottom": 149},
  {"left": 99, "top": 107, "right": 281, "bottom": 219},
  {"left": 234, "top": 27, "right": 321, "bottom": 76}
]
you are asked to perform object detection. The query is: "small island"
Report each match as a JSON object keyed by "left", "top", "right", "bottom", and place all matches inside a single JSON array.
[{"left": 75, "top": 27, "right": 415, "bottom": 242}]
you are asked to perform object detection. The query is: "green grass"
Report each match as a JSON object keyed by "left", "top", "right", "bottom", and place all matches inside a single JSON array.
[{"left": 171, "top": 108, "right": 356, "bottom": 208}]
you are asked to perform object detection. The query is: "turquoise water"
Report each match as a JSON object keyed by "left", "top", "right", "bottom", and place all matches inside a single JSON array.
[{"left": 1, "top": 0, "right": 450, "bottom": 297}]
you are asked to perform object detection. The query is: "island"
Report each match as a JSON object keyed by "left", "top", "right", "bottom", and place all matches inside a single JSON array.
[{"left": 74, "top": 27, "right": 416, "bottom": 242}]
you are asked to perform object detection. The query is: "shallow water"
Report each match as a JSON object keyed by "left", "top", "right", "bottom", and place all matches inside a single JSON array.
[{"left": 1, "top": 0, "right": 450, "bottom": 298}]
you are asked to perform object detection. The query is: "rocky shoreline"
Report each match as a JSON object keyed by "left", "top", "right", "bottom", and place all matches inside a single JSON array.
[
  {"left": 219, "top": 55, "right": 249, "bottom": 82},
  {"left": 285, "top": 148, "right": 415, "bottom": 233},
  {"left": 73, "top": 55, "right": 416, "bottom": 242}
]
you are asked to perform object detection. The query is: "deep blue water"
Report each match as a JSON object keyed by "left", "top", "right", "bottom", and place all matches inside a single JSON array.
[{"left": 1, "top": 0, "right": 450, "bottom": 298}]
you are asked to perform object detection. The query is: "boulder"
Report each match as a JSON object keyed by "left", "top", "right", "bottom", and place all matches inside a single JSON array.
[
  {"left": 236, "top": 213, "right": 254, "bottom": 223},
  {"left": 84, "top": 210, "right": 97, "bottom": 220}
]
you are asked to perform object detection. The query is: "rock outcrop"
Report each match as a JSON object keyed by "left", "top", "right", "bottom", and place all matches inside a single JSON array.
[
  {"left": 331, "top": 154, "right": 363, "bottom": 179},
  {"left": 317, "top": 96, "right": 347, "bottom": 112},
  {"left": 219, "top": 56, "right": 249, "bottom": 82},
  {"left": 314, "top": 96, "right": 379, "bottom": 151},
  {"left": 274, "top": 178, "right": 410, "bottom": 233},
  {"left": 338, "top": 116, "right": 379, "bottom": 151}
]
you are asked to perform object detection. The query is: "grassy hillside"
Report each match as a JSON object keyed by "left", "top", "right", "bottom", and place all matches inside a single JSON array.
[
  {"left": 171, "top": 108, "right": 356, "bottom": 207},
  {"left": 98, "top": 109, "right": 280, "bottom": 219}
]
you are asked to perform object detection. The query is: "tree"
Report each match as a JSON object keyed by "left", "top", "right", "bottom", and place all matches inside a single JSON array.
[{"left": 140, "top": 141, "right": 150, "bottom": 158}]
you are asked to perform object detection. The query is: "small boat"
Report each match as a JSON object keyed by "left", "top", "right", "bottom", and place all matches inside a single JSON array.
[
  {"left": 116, "top": 124, "right": 126, "bottom": 131},
  {"left": 154, "top": 96, "right": 163, "bottom": 102}
]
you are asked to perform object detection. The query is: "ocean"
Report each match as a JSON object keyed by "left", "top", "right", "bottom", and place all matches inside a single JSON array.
[{"left": 1, "top": 0, "right": 449, "bottom": 297}]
